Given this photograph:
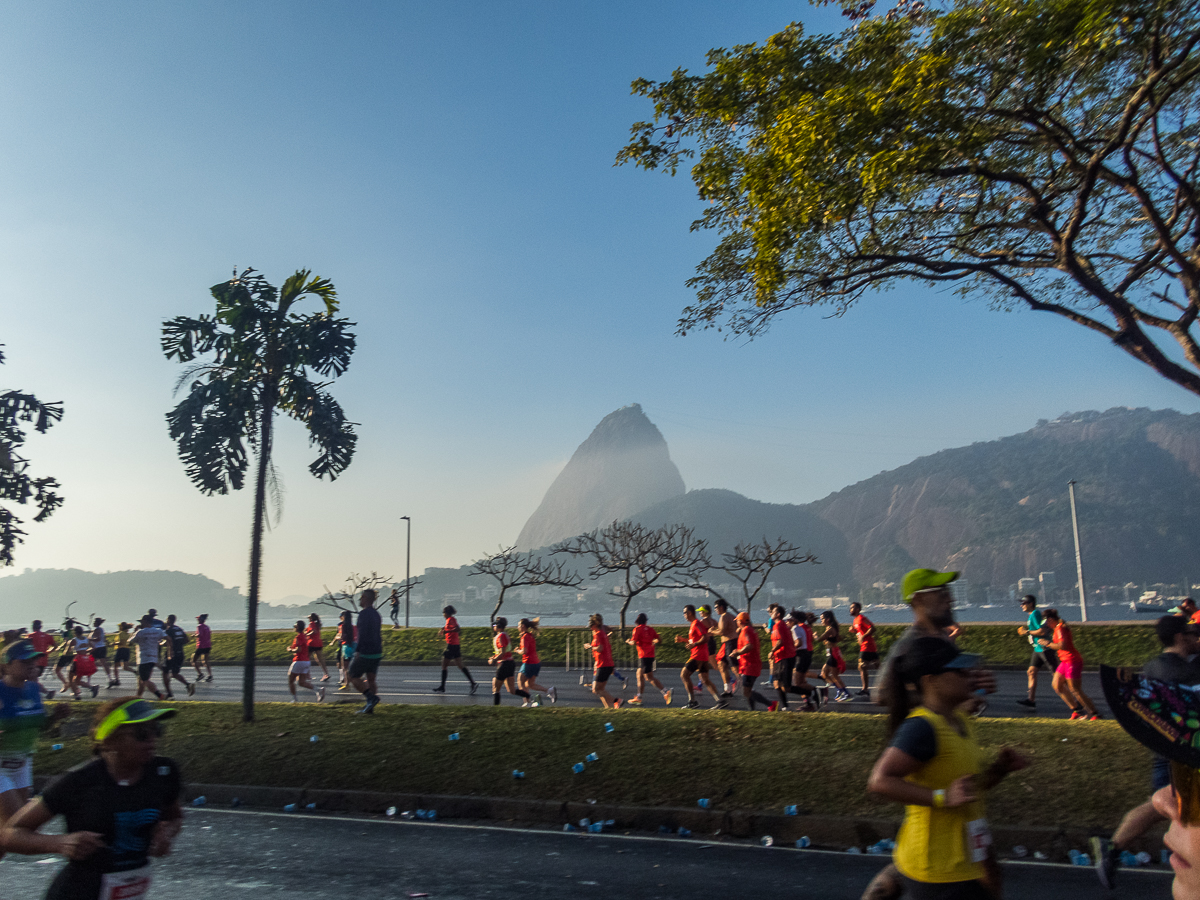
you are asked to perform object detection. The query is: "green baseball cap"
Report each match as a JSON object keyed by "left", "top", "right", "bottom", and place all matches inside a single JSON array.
[{"left": 902, "top": 568, "right": 959, "bottom": 603}]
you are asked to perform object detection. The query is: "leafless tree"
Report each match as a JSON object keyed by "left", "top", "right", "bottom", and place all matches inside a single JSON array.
[
  {"left": 470, "top": 546, "right": 583, "bottom": 624},
  {"left": 553, "top": 521, "right": 710, "bottom": 633},
  {"left": 676, "top": 537, "right": 819, "bottom": 619},
  {"left": 315, "top": 571, "right": 394, "bottom": 615}
]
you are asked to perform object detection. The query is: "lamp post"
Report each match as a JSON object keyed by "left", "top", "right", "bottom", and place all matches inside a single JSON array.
[
  {"left": 1068, "top": 481, "right": 1088, "bottom": 622},
  {"left": 400, "top": 515, "right": 411, "bottom": 628}
]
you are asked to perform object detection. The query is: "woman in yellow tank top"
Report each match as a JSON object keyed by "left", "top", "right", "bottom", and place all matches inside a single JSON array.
[{"left": 868, "top": 637, "right": 1029, "bottom": 899}]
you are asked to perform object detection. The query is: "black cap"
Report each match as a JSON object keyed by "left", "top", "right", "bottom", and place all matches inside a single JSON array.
[{"left": 896, "top": 637, "right": 982, "bottom": 684}]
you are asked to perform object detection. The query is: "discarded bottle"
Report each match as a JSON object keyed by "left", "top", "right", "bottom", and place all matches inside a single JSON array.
[
  {"left": 588, "top": 822, "right": 604, "bottom": 833},
  {"left": 1163, "top": 848, "right": 1173, "bottom": 865},
  {"left": 386, "top": 807, "right": 397, "bottom": 817},
  {"left": 1068, "top": 850, "right": 1091, "bottom": 866},
  {"left": 416, "top": 809, "right": 427, "bottom": 819},
  {"left": 1011, "top": 845, "right": 1028, "bottom": 858},
  {"left": 796, "top": 837, "right": 811, "bottom": 849},
  {"left": 401, "top": 810, "right": 415, "bottom": 819},
  {"left": 448, "top": 733, "right": 460, "bottom": 741},
  {"left": 867, "top": 842, "right": 884, "bottom": 855},
  {"left": 1120, "top": 851, "right": 1139, "bottom": 867},
  {"left": 563, "top": 824, "right": 576, "bottom": 832},
  {"left": 310, "top": 735, "right": 319, "bottom": 743},
  {"left": 51, "top": 744, "right": 63, "bottom": 751},
  {"left": 760, "top": 836, "right": 774, "bottom": 848},
  {"left": 1033, "top": 851, "right": 1048, "bottom": 860},
  {"left": 1136, "top": 851, "right": 1152, "bottom": 865},
  {"left": 512, "top": 770, "right": 525, "bottom": 779},
  {"left": 191, "top": 796, "right": 207, "bottom": 806},
  {"left": 783, "top": 804, "right": 798, "bottom": 816},
  {"left": 230, "top": 798, "right": 242, "bottom": 808},
  {"left": 579, "top": 818, "right": 591, "bottom": 828},
  {"left": 586, "top": 752, "right": 599, "bottom": 762},
  {"left": 879, "top": 838, "right": 896, "bottom": 851},
  {"left": 847, "top": 846, "right": 862, "bottom": 854},
  {"left": 604, "top": 819, "right": 614, "bottom": 826},
  {"left": 284, "top": 803, "right": 297, "bottom": 812},
  {"left": 604, "top": 722, "right": 614, "bottom": 733},
  {"left": 698, "top": 798, "right": 711, "bottom": 809},
  {"left": 305, "top": 803, "right": 317, "bottom": 811},
  {"left": 573, "top": 762, "right": 585, "bottom": 774},
  {"left": 677, "top": 826, "right": 691, "bottom": 837}
]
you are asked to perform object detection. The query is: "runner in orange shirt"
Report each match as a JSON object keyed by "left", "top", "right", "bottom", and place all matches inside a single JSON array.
[
  {"left": 305, "top": 614, "right": 331, "bottom": 682},
  {"left": 727, "top": 612, "right": 772, "bottom": 710},
  {"left": 488, "top": 618, "right": 531, "bottom": 706},
  {"left": 1038, "top": 608, "right": 1101, "bottom": 720},
  {"left": 586, "top": 613, "right": 619, "bottom": 709},
  {"left": 849, "top": 602, "right": 880, "bottom": 697},
  {"left": 516, "top": 618, "right": 554, "bottom": 703},
  {"left": 432, "top": 605, "right": 477, "bottom": 694},
  {"left": 626, "top": 613, "right": 672, "bottom": 706},
  {"left": 676, "top": 605, "right": 725, "bottom": 709}
]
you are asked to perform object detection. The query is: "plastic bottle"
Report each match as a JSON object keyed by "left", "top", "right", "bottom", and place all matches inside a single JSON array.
[
  {"left": 191, "top": 796, "right": 206, "bottom": 806},
  {"left": 605, "top": 722, "right": 614, "bottom": 733},
  {"left": 677, "top": 827, "right": 691, "bottom": 837},
  {"left": 698, "top": 798, "right": 711, "bottom": 809},
  {"left": 586, "top": 752, "right": 599, "bottom": 762},
  {"left": 1136, "top": 851, "right": 1152, "bottom": 865},
  {"left": 51, "top": 744, "right": 63, "bottom": 751},
  {"left": 847, "top": 846, "right": 862, "bottom": 854},
  {"left": 448, "top": 733, "right": 460, "bottom": 741},
  {"left": 1119, "top": 851, "right": 1139, "bottom": 867},
  {"left": 573, "top": 762, "right": 585, "bottom": 773},
  {"left": 783, "top": 805, "right": 798, "bottom": 816},
  {"left": 564, "top": 824, "right": 576, "bottom": 832},
  {"left": 309, "top": 735, "right": 319, "bottom": 743},
  {"left": 796, "top": 837, "right": 811, "bottom": 849},
  {"left": 283, "top": 803, "right": 297, "bottom": 812},
  {"left": 588, "top": 822, "right": 604, "bottom": 833},
  {"left": 512, "top": 770, "right": 525, "bottom": 779},
  {"left": 1011, "top": 845, "right": 1028, "bottom": 858},
  {"left": 386, "top": 806, "right": 397, "bottom": 817},
  {"left": 760, "top": 836, "right": 774, "bottom": 848}
]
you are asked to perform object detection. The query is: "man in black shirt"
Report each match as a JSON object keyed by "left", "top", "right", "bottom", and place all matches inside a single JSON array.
[
  {"left": 1091, "top": 615, "right": 1200, "bottom": 887},
  {"left": 159, "top": 615, "right": 195, "bottom": 699},
  {"left": 349, "top": 589, "right": 384, "bottom": 714}
]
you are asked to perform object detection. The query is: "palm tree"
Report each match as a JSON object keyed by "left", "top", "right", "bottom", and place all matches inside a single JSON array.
[{"left": 162, "top": 268, "right": 357, "bottom": 722}]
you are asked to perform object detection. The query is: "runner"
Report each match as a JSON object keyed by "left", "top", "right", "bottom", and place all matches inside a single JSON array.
[
  {"left": 710, "top": 599, "right": 739, "bottom": 697},
  {"left": 516, "top": 618, "right": 554, "bottom": 703},
  {"left": 335, "top": 610, "right": 356, "bottom": 690},
  {"left": 676, "top": 605, "right": 724, "bottom": 709},
  {"left": 727, "top": 612, "right": 772, "bottom": 710},
  {"left": 388, "top": 588, "right": 401, "bottom": 630},
  {"left": 0, "top": 639, "right": 69, "bottom": 864},
  {"left": 191, "top": 614, "right": 213, "bottom": 683},
  {"left": 868, "top": 637, "right": 1029, "bottom": 900},
  {"left": 25, "top": 620, "right": 57, "bottom": 699},
  {"left": 818, "top": 611, "right": 851, "bottom": 702},
  {"left": 849, "top": 602, "right": 879, "bottom": 697},
  {"left": 130, "top": 615, "right": 166, "bottom": 700},
  {"left": 68, "top": 631, "right": 99, "bottom": 701},
  {"left": 586, "top": 613, "right": 620, "bottom": 709},
  {"left": 625, "top": 613, "right": 671, "bottom": 706},
  {"left": 287, "top": 620, "right": 325, "bottom": 703},
  {"left": 88, "top": 618, "right": 112, "bottom": 688},
  {"left": 110, "top": 623, "right": 133, "bottom": 689},
  {"left": 1038, "top": 608, "right": 1100, "bottom": 719},
  {"left": 1015, "top": 594, "right": 1056, "bottom": 710},
  {"left": 766, "top": 606, "right": 809, "bottom": 711},
  {"left": 487, "top": 618, "right": 531, "bottom": 707},
  {"left": 791, "top": 612, "right": 818, "bottom": 710},
  {"left": 159, "top": 615, "right": 194, "bottom": 699},
  {"left": 52, "top": 631, "right": 75, "bottom": 695},
  {"left": 2, "top": 696, "right": 184, "bottom": 899},
  {"left": 305, "top": 614, "right": 331, "bottom": 682},
  {"left": 432, "top": 605, "right": 477, "bottom": 694},
  {"left": 348, "top": 589, "right": 384, "bottom": 714}
]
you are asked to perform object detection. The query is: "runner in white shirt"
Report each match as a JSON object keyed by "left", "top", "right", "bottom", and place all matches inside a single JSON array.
[{"left": 130, "top": 615, "right": 166, "bottom": 700}]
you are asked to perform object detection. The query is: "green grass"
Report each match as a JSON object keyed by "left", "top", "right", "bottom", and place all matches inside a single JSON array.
[
  {"left": 207, "top": 622, "right": 1160, "bottom": 667},
  {"left": 37, "top": 701, "right": 1152, "bottom": 829}
]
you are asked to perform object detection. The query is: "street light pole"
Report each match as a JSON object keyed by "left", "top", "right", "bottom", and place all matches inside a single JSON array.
[
  {"left": 400, "top": 515, "right": 411, "bottom": 628},
  {"left": 1068, "top": 481, "right": 1088, "bottom": 623}
]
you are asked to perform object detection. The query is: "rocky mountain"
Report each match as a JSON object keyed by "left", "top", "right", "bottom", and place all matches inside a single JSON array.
[
  {"left": 808, "top": 407, "right": 1200, "bottom": 588},
  {"left": 516, "top": 404, "right": 686, "bottom": 550}
]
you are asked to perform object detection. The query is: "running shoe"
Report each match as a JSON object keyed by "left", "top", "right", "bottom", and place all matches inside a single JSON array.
[
  {"left": 469, "top": 682, "right": 478, "bottom": 695},
  {"left": 627, "top": 695, "right": 643, "bottom": 704},
  {"left": 164, "top": 693, "right": 175, "bottom": 700},
  {"left": 1089, "top": 713, "right": 1103, "bottom": 721},
  {"left": 107, "top": 680, "right": 119, "bottom": 689},
  {"left": 1070, "top": 710, "right": 1085, "bottom": 720},
  {"left": 613, "top": 698, "right": 622, "bottom": 709},
  {"left": 971, "top": 700, "right": 988, "bottom": 718},
  {"left": 186, "top": 682, "right": 196, "bottom": 697},
  {"left": 686, "top": 699, "right": 700, "bottom": 709},
  {"left": 431, "top": 686, "right": 446, "bottom": 693},
  {"left": 320, "top": 674, "right": 330, "bottom": 682},
  {"left": 714, "top": 699, "right": 729, "bottom": 710},
  {"left": 90, "top": 685, "right": 99, "bottom": 698},
  {"left": 316, "top": 687, "right": 326, "bottom": 703},
  {"left": 663, "top": 689, "right": 673, "bottom": 706},
  {"left": 548, "top": 686, "right": 558, "bottom": 704},
  {"left": 719, "top": 691, "right": 733, "bottom": 699},
  {"left": 205, "top": 675, "right": 213, "bottom": 682},
  {"left": 804, "top": 698, "right": 818, "bottom": 712},
  {"left": 520, "top": 699, "right": 532, "bottom": 708},
  {"left": 767, "top": 701, "right": 778, "bottom": 712},
  {"left": 45, "top": 690, "right": 55, "bottom": 700},
  {"left": 338, "top": 682, "right": 350, "bottom": 691},
  {"left": 1016, "top": 698, "right": 1036, "bottom": 708},
  {"left": 835, "top": 691, "right": 853, "bottom": 702},
  {"left": 856, "top": 689, "right": 870, "bottom": 696},
  {"left": 1090, "top": 836, "right": 1118, "bottom": 888}
]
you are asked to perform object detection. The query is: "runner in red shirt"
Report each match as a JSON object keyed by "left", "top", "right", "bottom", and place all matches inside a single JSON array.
[
  {"left": 305, "top": 613, "right": 331, "bottom": 682},
  {"left": 287, "top": 619, "right": 325, "bottom": 703},
  {"left": 849, "top": 602, "right": 880, "bottom": 697},
  {"left": 433, "top": 605, "right": 477, "bottom": 694},
  {"left": 25, "top": 621, "right": 57, "bottom": 699},
  {"left": 727, "top": 612, "right": 773, "bottom": 710},
  {"left": 516, "top": 618, "right": 554, "bottom": 702},
  {"left": 711, "top": 599, "right": 740, "bottom": 698},
  {"left": 766, "top": 605, "right": 801, "bottom": 711},
  {"left": 1039, "top": 608, "right": 1101, "bottom": 720},
  {"left": 625, "top": 613, "right": 672, "bottom": 706},
  {"left": 586, "top": 613, "right": 619, "bottom": 709},
  {"left": 674, "top": 605, "right": 725, "bottom": 709},
  {"left": 488, "top": 618, "right": 531, "bottom": 707},
  {"left": 819, "top": 611, "right": 851, "bottom": 702}
]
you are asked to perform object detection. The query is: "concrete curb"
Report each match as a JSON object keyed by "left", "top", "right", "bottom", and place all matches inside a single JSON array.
[{"left": 156, "top": 782, "right": 1161, "bottom": 859}]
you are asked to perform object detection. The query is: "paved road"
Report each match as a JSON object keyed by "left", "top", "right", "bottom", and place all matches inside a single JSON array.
[
  {"left": 0, "top": 808, "right": 1171, "bottom": 899},
  {"left": 66, "top": 664, "right": 1107, "bottom": 718}
]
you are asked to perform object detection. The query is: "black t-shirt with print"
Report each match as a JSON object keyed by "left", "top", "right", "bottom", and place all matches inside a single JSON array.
[{"left": 39, "top": 755, "right": 182, "bottom": 900}]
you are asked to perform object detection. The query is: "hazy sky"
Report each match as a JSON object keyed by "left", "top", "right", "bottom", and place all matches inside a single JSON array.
[{"left": 3, "top": 1, "right": 1197, "bottom": 601}]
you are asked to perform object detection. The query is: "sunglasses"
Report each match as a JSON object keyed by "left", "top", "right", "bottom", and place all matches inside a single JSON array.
[{"left": 125, "top": 723, "right": 164, "bottom": 742}]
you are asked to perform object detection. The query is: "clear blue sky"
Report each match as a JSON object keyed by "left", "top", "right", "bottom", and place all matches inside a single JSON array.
[{"left": 2, "top": 1, "right": 1196, "bottom": 601}]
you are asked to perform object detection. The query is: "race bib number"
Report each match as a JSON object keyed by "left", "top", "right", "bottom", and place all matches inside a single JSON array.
[
  {"left": 0, "top": 757, "right": 24, "bottom": 770},
  {"left": 99, "top": 868, "right": 153, "bottom": 900},
  {"left": 966, "top": 818, "right": 992, "bottom": 863}
]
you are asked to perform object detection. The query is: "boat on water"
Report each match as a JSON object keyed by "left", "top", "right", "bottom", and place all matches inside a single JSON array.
[
  {"left": 521, "top": 609, "right": 572, "bottom": 618},
  {"left": 1132, "top": 590, "right": 1174, "bottom": 614}
]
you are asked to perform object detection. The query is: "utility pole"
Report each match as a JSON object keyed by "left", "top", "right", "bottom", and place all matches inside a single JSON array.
[
  {"left": 1068, "top": 481, "right": 1088, "bottom": 622},
  {"left": 400, "top": 515, "right": 412, "bottom": 628}
]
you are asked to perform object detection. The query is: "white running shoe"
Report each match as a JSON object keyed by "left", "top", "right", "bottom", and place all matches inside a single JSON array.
[
  {"left": 548, "top": 686, "right": 558, "bottom": 704},
  {"left": 316, "top": 687, "right": 326, "bottom": 702}
]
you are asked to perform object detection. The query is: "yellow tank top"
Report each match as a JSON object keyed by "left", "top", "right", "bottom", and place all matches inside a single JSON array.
[
  {"left": 114, "top": 632, "right": 129, "bottom": 650},
  {"left": 892, "top": 707, "right": 988, "bottom": 884}
]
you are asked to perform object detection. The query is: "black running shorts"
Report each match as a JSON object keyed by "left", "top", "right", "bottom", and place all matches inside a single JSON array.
[
  {"left": 495, "top": 659, "right": 516, "bottom": 680},
  {"left": 638, "top": 657, "right": 656, "bottom": 673},
  {"left": 771, "top": 658, "right": 795, "bottom": 684},
  {"left": 683, "top": 658, "right": 710, "bottom": 675},
  {"left": 593, "top": 665, "right": 614, "bottom": 684},
  {"left": 1031, "top": 648, "right": 1060, "bottom": 670},
  {"left": 443, "top": 645, "right": 462, "bottom": 660},
  {"left": 349, "top": 655, "right": 381, "bottom": 678}
]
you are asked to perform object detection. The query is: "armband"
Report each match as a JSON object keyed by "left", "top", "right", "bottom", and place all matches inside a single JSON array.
[{"left": 931, "top": 789, "right": 947, "bottom": 808}]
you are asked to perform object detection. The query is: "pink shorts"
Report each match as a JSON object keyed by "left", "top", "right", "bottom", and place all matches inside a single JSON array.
[{"left": 1056, "top": 655, "right": 1083, "bottom": 680}]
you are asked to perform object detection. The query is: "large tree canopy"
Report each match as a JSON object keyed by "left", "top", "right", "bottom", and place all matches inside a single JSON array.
[{"left": 618, "top": 0, "right": 1200, "bottom": 395}]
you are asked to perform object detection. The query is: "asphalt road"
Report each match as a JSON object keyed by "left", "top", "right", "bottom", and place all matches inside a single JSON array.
[
  {"left": 62, "top": 663, "right": 1107, "bottom": 718},
  {"left": 0, "top": 808, "right": 1171, "bottom": 899}
]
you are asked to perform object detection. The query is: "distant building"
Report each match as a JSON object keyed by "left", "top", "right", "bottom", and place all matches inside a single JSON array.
[
  {"left": 1038, "top": 572, "right": 1057, "bottom": 603},
  {"left": 1017, "top": 577, "right": 1037, "bottom": 598}
]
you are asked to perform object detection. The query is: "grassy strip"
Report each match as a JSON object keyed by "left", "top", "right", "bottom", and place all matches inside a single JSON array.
[
  {"left": 37, "top": 701, "right": 1151, "bottom": 829},
  {"left": 207, "top": 622, "right": 1160, "bottom": 667}
]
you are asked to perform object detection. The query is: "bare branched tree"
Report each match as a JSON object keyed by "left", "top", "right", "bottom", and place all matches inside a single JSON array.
[
  {"left": 470, "top": 546, "right": 583, "bottom": 624},
  {"left": 315, "top": 571, "right": 394, "bottom": 615},
  {"left": 553, "top": 521, "right": 710, "bottom": 633},
  {"left": 675, "top": 537, "right": 818, "bottom": 619}
]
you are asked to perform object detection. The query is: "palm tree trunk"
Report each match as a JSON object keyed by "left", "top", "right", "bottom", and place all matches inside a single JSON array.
[{"left": 243, "top": 397, "right": 275, "bottom": 723}]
